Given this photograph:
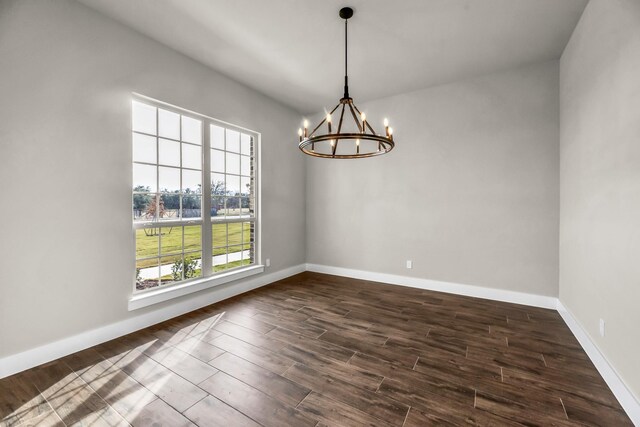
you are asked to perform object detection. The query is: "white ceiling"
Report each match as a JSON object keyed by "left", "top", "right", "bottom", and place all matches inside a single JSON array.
[{"left": 78, "top": 0, "right": 588, "bottom": 114}]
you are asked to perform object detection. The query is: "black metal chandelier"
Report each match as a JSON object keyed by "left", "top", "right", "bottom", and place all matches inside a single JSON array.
[{"left": 298, "top": 7, "right": 395, "bottom": 159}]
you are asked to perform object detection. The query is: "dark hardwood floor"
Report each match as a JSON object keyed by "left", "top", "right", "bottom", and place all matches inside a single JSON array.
[{"left": 0, "top": 272, "right": 632, "bottom": 426}]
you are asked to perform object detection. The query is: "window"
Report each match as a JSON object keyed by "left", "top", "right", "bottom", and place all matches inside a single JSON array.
[{"left": 132, "top": 98, "right": 258, "bottom": 294}]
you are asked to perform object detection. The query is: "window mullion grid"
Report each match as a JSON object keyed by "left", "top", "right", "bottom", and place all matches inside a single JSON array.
[
  {"left": 155, "top": 107, "right": 161, "bottom": 281},
  {"left": 179, "top": 113, "right": 183, "bottom": 223},
  {"left": 249, "top": 136, "right": 256, "bottom": 264},
  {"left": 201, "top": 122, "right": 213, "bottom": 276},
  {"left": 179, "top": 114, "right": 184, "bottom": 282},
  {"left": 223, "top": 127, "right": 228, "bottom": 271},
  {"left": 241, "top": 211, "right": 245, "bottom": 265},
  {"left": 224, "top": 126, "right": 228, "bottom": 219}
]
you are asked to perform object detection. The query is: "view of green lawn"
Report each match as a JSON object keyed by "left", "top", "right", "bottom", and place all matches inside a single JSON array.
[
  {"left": 135, "top": 222, "right": 251, "bottom": 268},
  {"left": 156, "top": 259, "right": 252, "bottom": 284}
]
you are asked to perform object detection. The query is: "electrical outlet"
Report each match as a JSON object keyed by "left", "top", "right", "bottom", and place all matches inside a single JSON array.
[
  {"left": 265, "top": 258, "right": 271, "bottom": 267},
  {"left": 406, "top": 260, "right": 412, "bottom": 269},
  {"left": 599, "top": 318, "right": 605, "bottom": 337}
]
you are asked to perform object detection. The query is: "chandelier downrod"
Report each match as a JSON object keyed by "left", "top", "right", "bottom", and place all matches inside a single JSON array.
[{"left": 342, "top": 7, "right": 351, "bottom": 99}]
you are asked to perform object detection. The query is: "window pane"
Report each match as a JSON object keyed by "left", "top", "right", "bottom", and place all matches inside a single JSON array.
[
  {"left": 158, "top": 194, "right": 178, "bottom": 221},
  {"left": 133, "top": 164, "right": 157, "bottom": 192},
  {"left": 242, "top": 222, "right": 252, "bottom": 249},
  {"left": 227, "top": 222, "right": 242, "bottom": 246},
  {"left": 241, "top": 155, "right": 251, "bottom": 176},
  {"left": 225, "top": 175, "right": 240, "bottom": 195},
  {"left": 211, "top": 149, "right": 224, "bottom": 173},
  {"left": 225, "top": 197, "right": 241, "bottom": 216},
  {"left": 218, "top": 198, "right": 229, "bottom": 217},
  {"left": 240, "top": 133, "right": 251, "bottom": 156},
  {"left": 133, "top": 133, "right": 156, "bottom": 164},
  {"left": 213, "top": 248, "right": 228, "bottom": 272},
  {"left": 211, "top": 173, "right": 225, "bottom": 193},
  {"left": 182, "top": 116, "right": 202, "bottom": 145},
  {"left": 158, "top": 109, "right": 180, "bottom": 140},
  {"left": 136, "top": 228, "right": 159, "bottom": 259},
  {"left": 227, "top": 245, "right": 244, "bottom": 268},
  {"left": 181, "top": 194, "right": 201, "bottom": 219},
  {"left": 160, "top": 226, "right": 182, "bottom": 255},
  {"left": 240, "top": 176, "right": 250, "bottom": 196},
  {"left": 160, "top": 254, "right": 183, "bottom": 285},
  {"left": 159, "top": 193, "right": 179, "bottom": 220},
  {"left": 241, "top": 241, "right": 254, "bottom": 266},
  {"left": 226, "top": 129, "right": 240, "bottom": 153},
  {"left": 139, "top": 194, "right": 160, "bottom": 221},
  {"left": 133, "top": 193, "right": 154, "bottom": 222},
  {"left": 211, "top": 124, "right": 225, "bottom": 150},
  {"left": 182, "top": 169, "right": 201, "bottom": 193},
  {"left": 184, "top": 225, "right": 202, "bottom": 253},
  {"left": 159, "top": 139, "right": 180, "bottom": 167},
  {"left": 136, "top": 259, "right": 159, "bottom": 291},
  {"left": 240, "top": 197, "right": 251, "bottom": 215},
  {"left": 212, "top": 223, "right": 227, "bottom": 248},
  {"left": 240, "top": 247, "right": 253, "bottom": 266},
  {"left": 182, "top": 143, "right": 201, "bottom": 170},
  {"left": 159, "top": 166, "right": 180, "bottom": 193},
  {"left": 226, "top": 152, "right": 240, "bottom": 175},
  {"left": 211, "top": 195, "right": 224, "bottom": 217},
  {"left": 132, "top": 101, "right": 156, "bottom": 134},
  {"left": 181, "top": 252, "right": 202, "bottom": 280}
]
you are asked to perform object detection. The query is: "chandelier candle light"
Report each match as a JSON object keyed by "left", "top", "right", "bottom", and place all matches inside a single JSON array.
[{"left": 297, "top": 7, "right": 395, "bottom": 159}]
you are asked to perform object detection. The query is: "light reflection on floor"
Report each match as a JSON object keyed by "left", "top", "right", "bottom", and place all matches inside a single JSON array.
[{"left": 1, "top": 311, "right": 228, "bottom": 426}]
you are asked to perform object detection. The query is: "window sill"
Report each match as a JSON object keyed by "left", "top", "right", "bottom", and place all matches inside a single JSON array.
[{"left": 128, "top": 265, "right": 265, "bottom": 311}]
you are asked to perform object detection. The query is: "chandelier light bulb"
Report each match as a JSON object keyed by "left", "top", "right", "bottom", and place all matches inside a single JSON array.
[
  {"left": 326, "top": 113, "right": 332, "bottom": 122},
  {"left": 361, "top": 112, "right": 366, "bottom": 121},
  {"left": 389, "top": 127, "right": 393, "bottom": 135},
  {"left": 384, "top": 118, "right": 389, "bottom": 127},
  {"left": 298, "top": 128, "right": 303, "bottom": 136},
  {"left": 303, "top": 119, "right": 309, "bottom": 128}
]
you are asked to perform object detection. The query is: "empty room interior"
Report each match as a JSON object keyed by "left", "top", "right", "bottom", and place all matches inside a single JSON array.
[{"left": 1, "top": 0, "right": 639, "bottom": 425}]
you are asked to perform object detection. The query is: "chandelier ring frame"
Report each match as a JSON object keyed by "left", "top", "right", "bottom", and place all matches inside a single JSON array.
[{"left": 298, "top": 133, "right": 394, "bottom": 159}]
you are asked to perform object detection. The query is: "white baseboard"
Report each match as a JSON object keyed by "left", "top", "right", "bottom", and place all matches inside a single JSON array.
[
  {"left": 557, "top": 301, "right": 640, "bottom": 425},
  {"left": 305, "top": 263, "right": 558, "bottom": 309},
  {"left": 0, "top": 264, "right": 305, "bottom": 380}
]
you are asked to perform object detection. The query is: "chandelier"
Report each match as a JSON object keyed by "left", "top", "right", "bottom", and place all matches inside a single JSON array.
[{"left": 298, "top": 7, "right": 395, "bottom": 159}]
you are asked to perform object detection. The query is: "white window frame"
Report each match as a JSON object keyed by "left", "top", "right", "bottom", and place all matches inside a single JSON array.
[{"left": 129, "top": 94, "right": 263, "bottom": 310}]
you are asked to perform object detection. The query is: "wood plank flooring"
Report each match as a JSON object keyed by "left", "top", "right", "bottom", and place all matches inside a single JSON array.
[{"left": 0, "top": 272, "right": 632, "bottom": 426}]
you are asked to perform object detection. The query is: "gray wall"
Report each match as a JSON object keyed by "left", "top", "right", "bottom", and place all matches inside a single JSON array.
[
  {"left": 560, "top": 0, "right": 640, "bottom": 398},
  {"left": 306, "top": 61, "right": 560, "bottom": 296},
  {"left": 0, "top": 0, "right": 305, "bottom": 358}
]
